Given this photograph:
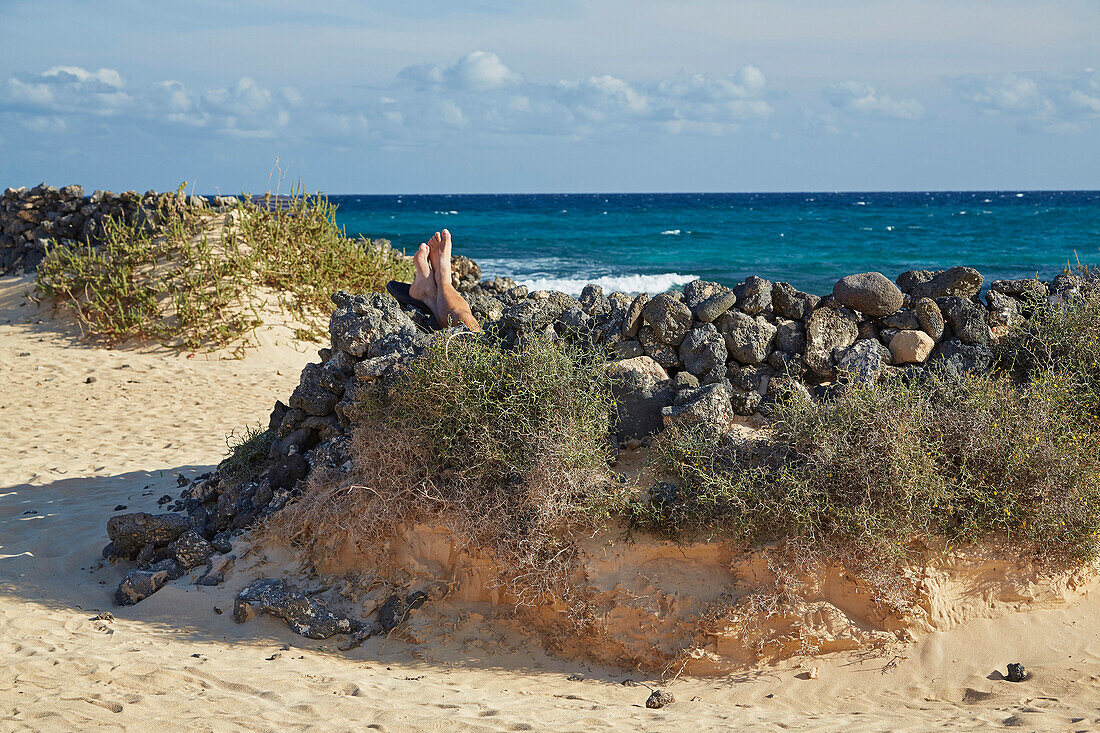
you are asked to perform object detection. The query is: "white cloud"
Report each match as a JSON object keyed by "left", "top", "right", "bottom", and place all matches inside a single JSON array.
[
  {"left": 0, "top": 66, "right": 301, "bottom": 138},
  {"left": 399, "top": 51, "right": 522, "bottom": 91},
  {"left": 950, "top": 70, "right": 1100, "bottom": 134},
  {"left": 822, "top": 81, "right": 924, "bottom": 120}
]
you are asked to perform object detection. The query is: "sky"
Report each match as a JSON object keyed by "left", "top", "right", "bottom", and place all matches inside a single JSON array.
[{"left": 0, "top": 0, "right": 1098, "bottom": 193}]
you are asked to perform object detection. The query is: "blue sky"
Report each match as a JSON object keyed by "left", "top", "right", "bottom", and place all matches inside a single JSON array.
[{"left": 1, "top": 0, "right": 1097, "bottom": 193}]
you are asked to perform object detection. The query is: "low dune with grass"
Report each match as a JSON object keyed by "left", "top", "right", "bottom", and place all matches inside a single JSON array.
[{"left": 4, "top": 189, "right": 1100, "bottom": 729}]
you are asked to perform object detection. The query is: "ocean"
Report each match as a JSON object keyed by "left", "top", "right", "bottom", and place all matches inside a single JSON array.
[{"left": 329, "top": 191, "right": 1100, "bottom": 297}]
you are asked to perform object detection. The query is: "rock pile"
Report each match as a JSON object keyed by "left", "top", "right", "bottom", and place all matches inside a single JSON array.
[
  {"left": 102, "top": 255, "right": 1095, "bottom": 627},
  {"left": 0, "top": 184, "right": 238, "bottom": 275}
]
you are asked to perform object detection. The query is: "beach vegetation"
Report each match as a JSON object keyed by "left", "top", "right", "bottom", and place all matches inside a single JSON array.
[
  {"left": 265, "top": 332, "right": 616, "bottom": 606},
  {"left": 34, "top": 184, "right": 411, "bottom": 349},
  {"left": 222, "top": 423, "right": 276, "bottom": 485}
]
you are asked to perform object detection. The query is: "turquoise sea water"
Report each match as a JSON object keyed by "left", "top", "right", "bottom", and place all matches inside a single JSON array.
[{"left": 330, "top": 191, "right": 1100, "bottom": 296}]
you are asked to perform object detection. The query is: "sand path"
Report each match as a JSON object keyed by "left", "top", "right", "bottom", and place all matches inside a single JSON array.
[{"left": 2, "top": 274, "right": 1099, "bottom": 731}]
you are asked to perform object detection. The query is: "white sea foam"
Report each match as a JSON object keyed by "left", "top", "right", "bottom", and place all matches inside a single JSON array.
[
  {"left": 516, "top": 272, "right": 699, "bottom": 296},
  {"left": 661, "top": 229, "right": 682, "bottom": 235}
]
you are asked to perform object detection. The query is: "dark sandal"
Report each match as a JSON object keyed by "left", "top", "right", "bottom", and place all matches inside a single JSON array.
[{"left": 386, "top": 280, "right": 437, "bottom": 321}]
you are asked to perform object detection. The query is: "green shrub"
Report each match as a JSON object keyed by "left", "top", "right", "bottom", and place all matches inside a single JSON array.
[
  {"left": 997, "top": 294, "right": 1100, "bottom": 418},
  {"left": 34, "top": 185, "right": 411, "bottom": 348},
  {"left": 632, "top": 370, "right": 1100, "bottom": 564},
  {"left": 221, "top": 424, "right": 275, "bottom": 484},
  {"left": 267, "top": 333, "right": 616, "bottom": 604}
]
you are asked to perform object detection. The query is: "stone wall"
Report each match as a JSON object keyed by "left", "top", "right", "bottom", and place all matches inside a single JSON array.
[{"left": 0, "top": 183, "right": 237, "bottom": 274}]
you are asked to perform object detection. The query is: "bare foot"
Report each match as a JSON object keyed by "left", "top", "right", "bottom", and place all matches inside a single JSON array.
[{"left": 409, "top": 242, "right": 438, "bottom": 309}]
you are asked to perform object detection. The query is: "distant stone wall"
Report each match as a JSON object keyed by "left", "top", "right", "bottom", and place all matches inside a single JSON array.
[{"left": 0, "top": 183, "right": 238, "bottom": 275}]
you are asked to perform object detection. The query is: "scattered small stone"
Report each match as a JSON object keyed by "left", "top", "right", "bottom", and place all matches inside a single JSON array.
[
  {"left": 567, "top": 674, "right": 584, "bottom": 681},
  {"left": 646, "top": 689, "right": 674, "bottom": 709},
  {"left": 191, "top": 653, "right": 202, "bottom": 658},
  {"left": 1006, "top": 663, "right": 1027, "bottom": 682},
  {"left": 213, "top": 606, "right": 223, "bottom": 614},
  {"left": 176, "top": 473, "right": 188, "bottom": 487},
  {"left": 157, "top": 494, "right": 172, "bottom": 506},
  {"left": 85, "top": 376, "right": 96, "bottom": 384},
  {"left": 17, "top": 352, "right": 30, "bottom": 357},
  {"left": 93, "top": 611, "right": 114, "bottom": 622},
  {"left": 113, "top": 505, "right": 127, "bottom": 511},
  {"left": 22, "top": 509, "right": 36, "bottom": 515}
]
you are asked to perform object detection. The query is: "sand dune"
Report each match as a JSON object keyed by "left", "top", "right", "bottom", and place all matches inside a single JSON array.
[{"left": 2, "top": 274, "right": 1100, "bottom": 731}]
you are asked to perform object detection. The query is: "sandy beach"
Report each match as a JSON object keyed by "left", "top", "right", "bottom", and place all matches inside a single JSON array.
[{"left": 1, "top": 273, "right": 1099, "bottom": 731}]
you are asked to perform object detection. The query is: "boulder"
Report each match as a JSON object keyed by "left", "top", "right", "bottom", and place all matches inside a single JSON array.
[
  {"left": 881, "top": 310, "right": 920, "bottom": 331},
  {"left": 682, "top": 280, "right": 728, "bottom": 308},
  {"left": 837, "top": 339, "right": 890, "bottom": 385},
  {"left": 718, "top": 311, "right": 776, "bottom": 364},
  {"left": 678, "top": 324, "right": 728, "bottom": 382},
  {"left": 771, "top": 282, "right": 819, "bottom": 320},
  {"left": 889, "top": 330, "right": 935, "bottom": 364},
  {"left": 641, "top": 293, "right": 693, "bottom": 346},
  {"left": 170, "top": 530, "right": 215, "bottom": 569},
  {"left": 328, "top": 291, "right": 417, "bottom": 357},
  {"left": 803, "top": 306, "right": 860, "bottom": 377},
  {"left": 661, "top": 382, "right": 735, "bottom": 432},
  {"left": 774, "top": 319, "right": 805, "bottom": 354},
  {"left": 605, "top": 357, "right": 674, "bottom": 439},
  {"left": 692, "top": 290, "right": 738, "bottom": 323},
  {"left": 929, "top": 338, "right": 994, "bottom": 380},
  {"left": 832, "top": 272, "right": 904, "bottom": 317},
  {"left": 195, "top": 553, "right": 234, "bottom": 587},
  {"left": 638, "top": 326, "right": 681, "bottom": 369},
  {"left": 936, "top": 296, "right": 991, "bottom": 346},
  {"left": 986, "top": 290, "right": 1023, "bottom": 328},
  {"left": 115, "top": 567, "right": 171, "bottom": 606},
  {"left": 900, "top": 267, "right": 984, "bottom": 299},
  {"left": 991, "top": 278, "right": 1048, "bottom": 301},
  {"left": 915, "top": 298, "right": 945, "bottom": 341},
  {"left": 233, "top": 578, "right": 356, "bottom": 639},
  {"left": 733, "top": 276, "right": 772, "bottom": 315},
  {"left": 107, "top": 512, "right": 189, "bottom": 558},
  {"left": 621, "top": 293, "right": 649, "bottom": 338}
]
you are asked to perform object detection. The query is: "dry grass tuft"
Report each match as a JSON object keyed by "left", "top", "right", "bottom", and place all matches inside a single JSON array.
[{"left": 265, "top": 332, "right": 616, "bottom": 607}]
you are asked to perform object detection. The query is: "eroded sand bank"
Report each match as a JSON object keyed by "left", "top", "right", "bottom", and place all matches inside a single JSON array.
[{"left": 3, "top": 274, "right": 1100, "bottom": 731}]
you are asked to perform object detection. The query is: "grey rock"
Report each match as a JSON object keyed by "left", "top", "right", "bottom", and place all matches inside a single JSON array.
[
  {"left": 661, "top": 382, "right": 735, "bottom": 432},
  {"left": 936, "top": 296, "right": 990, "bottom": 346},
  {"left": 107, "top": 512, "right": 189, "bottom": 558},
  {"left": 718, "top": 311, "right": 776, "bottom": 364},
  {"left": 678, "top": 324, "right": 727, "bottom": 382},
  {"left": 606, "top": 357, "right": 674, "bottom": 439},
  {"left": 288, "top": 363, "right": 341, "bottom": 416},
  {"left": 728, "top": 363, "right": 774, "bottom": 393},
  {"left": 170, "top": 530, "right": 215, "bottom": 569},
  {"left": 774, "top": 319, "right": 805, "bottom": 354},
  {"left": 915, "top": 298, "right": 945, "bottom": 341},
  {"left": 328, "top": 291, "right": 417, "bottom": 357},
  {"left": 194, "top": 553, "right": 234, "bottom": 586},
  {"left": 115, "top": 567, "right": 170, "bottom": 606},
  {"left": 803, "top": 305, "right": 860, "bottom": 377},
  {"left": 767, "top": 350, "right": 808, "bottom": 378},
  {"left": 613, "top": 340, "right": 645, "bottom": 360},
  {"left": 692, "top": 290, "right": 738, "bottom": 323},
  {"left": 233, "top": 578, "right": 355, "bottom": 639},
  {"left": 991, "top": 278, "right": 1048, "bottom": 301},
  {"left": 269, "top": 451, "right": 308, "bottom": 491},
  {"left": 836, "top": 339, "right": 890, "bottom": 385},
  {"left": 771, "top": 282, "right": 819, "bottom": 320},
  {"left": 682, "top": 279, "right": 727, "bottom": 308},
  {"left": 730, "top": 388, "right": 763, "bottom": 416},
  {"left": 502, "top": 299, "right": 560, "bottom": 332},
  {"left": 929, "top": 338, "right": 994, "bottom": 379},
  {"left": 646, "top": 689, "right": 674, "bottom": 709},
  {"left": 733, "top": 276, "right": 772, "bottom": 315},
  {"left": 833, "top": 272, "right": 904, "bottom": 317},
  {"left": 642, "top": 293, "right": 693, "bottom": 346},
  {"left": 881, "top": 310, "right": 921, "bottom": 331},
  {"left": 673, "top": 371, "right": 700, "bottom": 390},
  {"left": 902, "top": 266, "right": 984, "bottom": 299},
  {"left": 986, "top": 290, "right": 1023, "bottom": 328},
  {"left": 578, "top": 283, "right": 607, "bottom": 314},
  {"left": 621, "top": 293, "right": 650, "bottom": 338},
  {"left": 639, "top": 326, "right": 682, "bottom": 369},
  {"left": 377, "top": 591, "right": 429, "bottom": 632}
]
